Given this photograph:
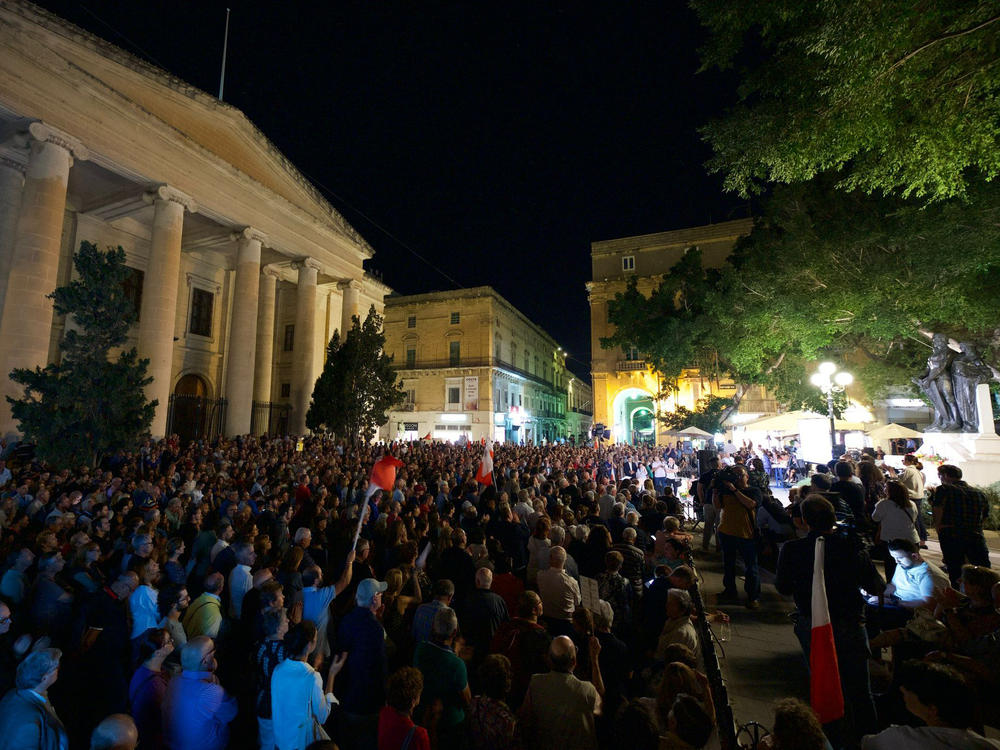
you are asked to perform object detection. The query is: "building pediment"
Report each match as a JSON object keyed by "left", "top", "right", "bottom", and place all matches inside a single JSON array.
[{"left": 0, "top": 1, "right": 372, "bottom": 262}]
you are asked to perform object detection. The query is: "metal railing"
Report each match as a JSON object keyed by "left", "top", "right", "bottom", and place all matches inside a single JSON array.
[
  {"left": 393, "top": 356, "right": 568, "bottom": 395},
  {"left": 165, "top": 395, "right": 227, "bottom": 442},
  {"left": 617, "top": 360, "right": 647, "bottom": 371}
]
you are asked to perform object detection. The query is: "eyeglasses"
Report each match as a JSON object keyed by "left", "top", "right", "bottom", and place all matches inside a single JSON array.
[{"left": 0, "top": 616, "right": 10, "bottom": 625}]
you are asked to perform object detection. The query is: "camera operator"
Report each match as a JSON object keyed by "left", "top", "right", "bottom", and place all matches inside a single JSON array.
[
  {"left": 775, "top": 495, "right": 886, "bottom": 745},
  {"left": 713, "top": 466, "right": 762, "bottom": 609}
]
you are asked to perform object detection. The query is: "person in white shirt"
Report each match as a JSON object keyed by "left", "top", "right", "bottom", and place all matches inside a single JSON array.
[
  {"left": 129, "top": 558, "right": 161, "bottom": 640},
  {"left": 651, "top": 459, "right": 668, "bottom": 495},
  {"left": 301, "top": 549, "right": 354, "bottom": 660},
  {"left": 872, "top": 482, "right": 919, "bottom": 580},
  {"left": 227, "top": 541, "right": 255, "bottom": 618},
  {"left": 271, "top": 621, "right": 346, "bottom": 750}
]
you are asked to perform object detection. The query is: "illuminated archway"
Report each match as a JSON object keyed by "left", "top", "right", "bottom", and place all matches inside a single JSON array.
[{"left": 612, "top": 387, "right": 656, "bottom": 446}]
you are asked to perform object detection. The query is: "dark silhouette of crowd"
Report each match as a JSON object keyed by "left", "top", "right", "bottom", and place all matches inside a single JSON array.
[{"left": 0, "top": 435, "right": 995, "bottom": 750}]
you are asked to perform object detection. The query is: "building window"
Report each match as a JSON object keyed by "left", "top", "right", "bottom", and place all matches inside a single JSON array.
[
  {"left": 450, "top": 340, "right": 460, "bottom": 366},
  {"left": 407, "top": 315, "right": 416, "bottom": 328},
  {"left": 622, "top": 255, "right": 635, "bottom": 271},
  {"left": 283, "top": 324, "right": 295, "bottom": 352},
  {"left": 626, "top": 346, "right": 640, "bottom": 361},
  {"left": 189, "top": 288, "right": 214, "bottom": 337},
  {"left": 122, "top": 267, "right": 144, "bottom": 322},
  {"left": 446, "top": 377, "right": 462, "bottom": 412},
  {"left": 280, "top": 383, "right": 291, "bottom": 398},
  {"left": 524, "top": 353, "right": 530, "bottom": 372},
  {"left": 406, "top": 348, "right": 416, "bottom": 368},
  {"left": 450, "top": 311, "right": 460, "bottom": 325},
  {"left": 404, "top": 388, "right": 416, "bottom": 406}
]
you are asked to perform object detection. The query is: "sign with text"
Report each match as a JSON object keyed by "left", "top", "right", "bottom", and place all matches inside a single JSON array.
[{"left": 463, "top": 376, "right": 479, "bottom": 410}]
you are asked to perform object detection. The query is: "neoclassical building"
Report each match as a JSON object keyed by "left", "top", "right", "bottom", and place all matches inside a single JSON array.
[
  {"left": 588, "top": 218, "right": 778, "bottom": 445},
  {"left": 0, "top": 1, "right": 389, "bottom": 440}
]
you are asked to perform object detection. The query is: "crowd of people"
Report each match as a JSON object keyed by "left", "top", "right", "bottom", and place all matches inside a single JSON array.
[{"left": 0, "top": 434, "right": 993, "bottom": 750}]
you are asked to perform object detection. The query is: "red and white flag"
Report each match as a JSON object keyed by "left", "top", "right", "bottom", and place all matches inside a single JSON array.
[
  {"left": 366, "top": 454, "right": 404, "bottom": 501},
  {"left": 354, "top": 454, "right": 404, "bottom": 549},
  {"left": 810, "top": 535, "right": 845, "bottom": 724},
  {"left": 476, "top": 439, "right": 494, "bottom": 485}
]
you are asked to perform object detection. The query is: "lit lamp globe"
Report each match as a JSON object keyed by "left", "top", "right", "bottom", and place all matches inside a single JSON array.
[
  {"left": 834, "top": 372, "right": 853, "bottom": 387},
  {"left": 810, "top": 372, "right": 827, "bottom": 387},
  {"left": 818, "top": 361, "right": 838, "bottom": 376}
]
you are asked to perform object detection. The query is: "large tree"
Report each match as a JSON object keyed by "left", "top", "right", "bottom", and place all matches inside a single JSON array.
[
  {"left": 8, "top": 241, "right": 156, "bottom": 467},
  {"left": 693, "top": 0, "right": 1000, "bottom": 201},
  {"left": 306, "top": 306, "right": 405, "bottom": 442},
  {"left": 603, "top": 178, "right": 1000, "bottom": 418}
]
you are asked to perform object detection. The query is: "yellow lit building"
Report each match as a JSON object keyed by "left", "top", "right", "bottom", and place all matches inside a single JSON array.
[
  {"left": 382, "top": 287, "right": 592, "bottom": 444},
  {"left": 588, "top": 219, "right": 778, "bottom": 446}
]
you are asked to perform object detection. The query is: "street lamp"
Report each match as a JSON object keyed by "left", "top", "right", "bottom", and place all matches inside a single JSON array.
[{"left": 810, "top": 362, "right": 853, "bottom": 460}]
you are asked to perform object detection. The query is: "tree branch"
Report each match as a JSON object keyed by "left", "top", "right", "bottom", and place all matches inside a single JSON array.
[{"left": 883, "top": 14, "right": 1000, "bottom": 76}]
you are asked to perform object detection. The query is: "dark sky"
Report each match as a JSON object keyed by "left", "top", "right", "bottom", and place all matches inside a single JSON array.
[{"left": 34, "top": 0, "right": 746, "bottom": 379}]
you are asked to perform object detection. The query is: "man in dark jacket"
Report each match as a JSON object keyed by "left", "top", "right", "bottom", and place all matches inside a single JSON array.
[
  {"left": 0, "top": 648, "right": 68, "bottom": 750},
  {"left": 335, "top": 578, "right": 388, "bottom": 750},
  {"left": 489, "top": 591, "right": 551, "bottom": 710},
  {"left": 776, "top": 496, "right": 885, "bottom": 746}
]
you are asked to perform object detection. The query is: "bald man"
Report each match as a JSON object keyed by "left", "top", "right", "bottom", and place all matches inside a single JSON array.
[
  {"left": 519, "top": 635, "right": 603, "bottom": 750},
  {"left": 163, "top": 637, "right": 237, "bottom": 750},
  {"left": 536, "top": 546, "right": 581, "bottom": 637},
  {"left": 90, "top": 713, "right": 138, "bottom": 750},
  {"left": 462, "top": 567, "right": 509, "bottom": 665}
]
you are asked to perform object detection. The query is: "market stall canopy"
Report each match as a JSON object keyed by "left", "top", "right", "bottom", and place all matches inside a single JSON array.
[
  {"left": 736, "top": 410, "right": 872, "bottom": 435},
  {"left": 677, "top": 426, "right": 714, "bottom": 437},
  {"left": 866, "top": 423, "right": 924, "bottom": 440}
]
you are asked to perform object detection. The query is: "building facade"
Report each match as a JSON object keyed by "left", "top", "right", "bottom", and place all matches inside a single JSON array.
[
  {"left": 0, "top": 1, "right": 389, "bottom": 440},
  {"left": 382, "top": 287, "right": 590, "bottom": 444},
  {"left": 588, "top": 218, "right": 778, "bottom": 446}
]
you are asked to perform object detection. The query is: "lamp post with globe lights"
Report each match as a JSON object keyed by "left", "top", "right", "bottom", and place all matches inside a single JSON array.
[{"left": 810, "top": 362, "right": 853, "bottom": 460}]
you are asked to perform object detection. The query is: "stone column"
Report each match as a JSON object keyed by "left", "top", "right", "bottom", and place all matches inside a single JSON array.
[
  {"left": 223, "top": 228, "right": 265, "bottom": 436},
  {"left": 291, "top": 258, "right": 321, "bottom": 435},
  {"left": 0, "top": 122, "right": 88, "bottom": 436},
  {"left": 338, "top": 278, "right": 362, "bottom": 331},
  {"left": 253, "top": 265, "right": 280, "bottom": 410},
  {"left": 0, "top": 155, "right": 26, "bottom": 320},
  {"left": 138, "top": 185, "right": 196, "bottom": 438}
]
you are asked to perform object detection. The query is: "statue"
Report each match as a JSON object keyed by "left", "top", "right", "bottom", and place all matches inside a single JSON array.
[
  {"left": 952, "top": 342, "right": 997, "bottom": 432},
  {"left": 913, "top": 333, "right": 961, "bottom": 431}
]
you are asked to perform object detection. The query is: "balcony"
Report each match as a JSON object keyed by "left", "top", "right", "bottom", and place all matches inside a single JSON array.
[
  {"left": 394, "top": 357, "right": 493, "bottom": 371},
  {"left": 396, "top": 403, "right": 416, "bottom": 412},
  {"left": 617, "top": 360, "right": 647, "bottom": 372}
]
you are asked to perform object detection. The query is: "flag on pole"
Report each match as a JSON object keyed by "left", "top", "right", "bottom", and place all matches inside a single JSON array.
[
  {"left": 366, "top": 454, "right": 404, "bottom": 501},
  {"left": 476, "top": 439, "right": 494, "bottom": 485},
  {"left": 353, "top": 455, "right": 404, "bottom": 549},
  {"left": 810, "top": 535, "right": 845, "bottom": 724}
]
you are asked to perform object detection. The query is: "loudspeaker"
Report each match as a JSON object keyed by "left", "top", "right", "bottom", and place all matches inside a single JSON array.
[{"left": 697, "top": 449, "right": 717, "bottom": 472}]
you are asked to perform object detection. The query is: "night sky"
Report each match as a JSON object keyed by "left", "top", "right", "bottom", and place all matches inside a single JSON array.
[{"left": 34, "top": 0, "right": 746, "bottom": 379}]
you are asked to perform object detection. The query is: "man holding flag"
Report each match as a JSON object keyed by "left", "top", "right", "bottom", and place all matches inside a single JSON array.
[
  {"left": 776, "top": 496, "right": 885, "bottom": 746},
  {"left": 353, "top": 454, "right": 404, "bottom": 549},
  {"left": 476, "top": 438, "right": 493, "bottom": 486}
]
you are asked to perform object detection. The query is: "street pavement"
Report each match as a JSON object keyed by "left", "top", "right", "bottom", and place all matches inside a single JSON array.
[{"left": 685, "top": 488, "right": 1000, "bottom": 736}]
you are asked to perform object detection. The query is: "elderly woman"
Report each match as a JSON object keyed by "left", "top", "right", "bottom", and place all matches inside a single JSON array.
[{"left": 655, "top": 589, "right": 701, "bottom": 665}]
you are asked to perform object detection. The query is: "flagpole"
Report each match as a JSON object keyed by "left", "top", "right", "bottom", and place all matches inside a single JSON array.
[{"left": 217, "top": 8, "right": 230, "bottom": 100}]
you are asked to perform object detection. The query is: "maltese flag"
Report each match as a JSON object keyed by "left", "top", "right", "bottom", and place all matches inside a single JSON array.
[
  {"left": 810, "top": 535, "right": 845, "bottom": 724},
  {"left": 476, "top": 439, "right": 494, "bottom": 485}
]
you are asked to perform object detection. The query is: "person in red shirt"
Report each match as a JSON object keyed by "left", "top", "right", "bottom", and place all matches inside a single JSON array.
[{"left": 378, "top": 666, "right": 430, "bottom": 750}]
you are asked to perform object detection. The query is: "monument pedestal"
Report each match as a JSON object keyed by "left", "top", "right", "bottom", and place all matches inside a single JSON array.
[{"left": 920, "top": 384, "right": 1000, "bottom": 487}]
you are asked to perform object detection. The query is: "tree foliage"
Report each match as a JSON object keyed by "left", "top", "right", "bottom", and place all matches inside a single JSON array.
[
  {"left": 306, "top": 306, "right": 405, "bottom": 442},
  {"left": 603, "top": 178, "right": 1000, "bottom": 419},
  {"left": 659, "top": 395, "right": 733, "bottom": 434},
  {"left": 8, "top": 241, "right": 155, "bottom": 467},
  {"left": 693, "top": 0, "right": 1000, "bottom": 201}
]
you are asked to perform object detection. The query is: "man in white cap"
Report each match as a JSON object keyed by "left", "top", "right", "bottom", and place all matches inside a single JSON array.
[{"left": 335, "top": 578, "right": 388, "bottom": 750}]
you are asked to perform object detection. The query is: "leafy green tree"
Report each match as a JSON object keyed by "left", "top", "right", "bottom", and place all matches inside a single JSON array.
[
  {"left": 659, "top": 395, "right": 733, "bottom": 434},
  {"left": 603, "top": 178, "right": 1000, "bottom": 418},
  {"left": 693, "top": 0, "right": 1000, "bottom": 200},
  {"left": 307, "top": 306, "right": 405, "bottom": 442},
  {"left": 8, "top": 241, "right": 155, "bottom": 467}
]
